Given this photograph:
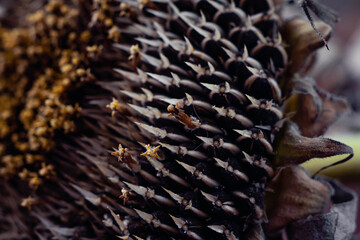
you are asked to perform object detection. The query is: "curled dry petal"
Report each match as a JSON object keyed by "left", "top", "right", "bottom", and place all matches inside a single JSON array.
[
  {"left": 275, "top": 121, "right": 353, "bottom": 167},
  {"left": 281, "top": 18, "right": 332, "bottom": 74},
  {"left": 287, "top": 180, "right": 358, "bottom": 240},
  {"left": 284, "top": 77, "right": 351, "bottom": 137},
  {"left": 264, "top": 166, "right": 331, "bottom": 233}
]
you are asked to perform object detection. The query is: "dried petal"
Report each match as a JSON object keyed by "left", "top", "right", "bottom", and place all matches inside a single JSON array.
[
  {"left": 282, "top": 18, "right": 332, "bottom": 74},
  {"left": 264, "top": 166, "right": 331, "bottom": 233},
  {"left": 275, "top": 121, "right": 353, "bottom": 167},
  {"left": 284, "top": 77, "right": 350, "bottom": 137},
  {"left": 287, "top": 180, "right": 358, "bottom": 240}
]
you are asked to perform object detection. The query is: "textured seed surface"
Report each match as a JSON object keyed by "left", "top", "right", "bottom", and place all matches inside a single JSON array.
[
  {"left": 70, "top": 0, "right": 287, "bottom": 239},
  {"left": 0, "top": 0, "right": 292, "bottom": 239}
]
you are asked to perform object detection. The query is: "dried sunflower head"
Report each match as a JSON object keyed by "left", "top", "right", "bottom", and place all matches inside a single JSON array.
[{"left": 0, "top": 0, "right": 356, "bottom": 239}]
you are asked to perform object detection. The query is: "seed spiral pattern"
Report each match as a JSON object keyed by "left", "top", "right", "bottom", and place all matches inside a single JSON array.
[{"left": 76, "top": 0, "right": 287, "bottom": 238}]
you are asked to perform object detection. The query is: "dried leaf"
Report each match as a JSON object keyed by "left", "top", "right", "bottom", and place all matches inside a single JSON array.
[
  {"left": 264, "top": 166, "right": 331, "bottom": 233},
  {"left": 275, "top": 121, "right": 353, "bottom": 167},
  {"left": 287, "top": 180, "right": 358, "bottom": 240},
  {"left": 281, "top": 18, "right": 332, "bottom": 74},
  {"left": 284, "top": 77, "right": 350, "bottom": 137}
]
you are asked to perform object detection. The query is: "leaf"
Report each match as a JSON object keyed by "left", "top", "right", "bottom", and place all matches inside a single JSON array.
[
  {"left": 286, "top": 180, "right": 358, "bottom": 240},
  {"left": 275, "top": 121, "right": 353, "bottom": 167},
  {"left": 284, "top": 77, "right": 351, "bottom": 137},
  {"left": 281, "top": 18, "right": 332, "bottom": 74},
  {"left": 264, "top": 166, "right": 331, "bottom": 233}
]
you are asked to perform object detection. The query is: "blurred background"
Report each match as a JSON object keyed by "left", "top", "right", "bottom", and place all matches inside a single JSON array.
[{"left": 287, "top": 0, "right": 360, "bottom": 235}]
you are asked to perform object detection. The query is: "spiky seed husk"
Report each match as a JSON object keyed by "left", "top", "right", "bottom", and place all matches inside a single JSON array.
[{"left": 73, "top": 0, "right": 285, "bottom": 239}]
